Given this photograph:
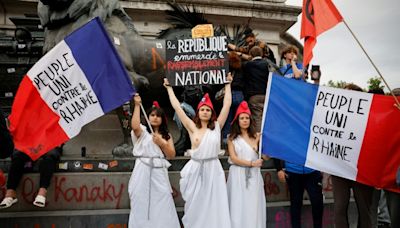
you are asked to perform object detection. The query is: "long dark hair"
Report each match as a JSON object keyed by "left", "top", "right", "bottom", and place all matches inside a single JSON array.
[
  {"left": 146, "top": 107, "right": 170, "bottom": 140},
  {"left": 229, "top": 114, "right": 257, "bottom": 140},
  {"left": 193, "top": 109, "right": 217, "bottom": 130}
]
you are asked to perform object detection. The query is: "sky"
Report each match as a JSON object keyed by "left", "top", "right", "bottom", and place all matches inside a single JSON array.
[{"left": 285, "top": 0, "right": 400, "bottom": 91}]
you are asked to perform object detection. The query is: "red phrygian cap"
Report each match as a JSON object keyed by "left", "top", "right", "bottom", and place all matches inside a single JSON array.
[
  {"left": 152, "top": 101, "right": 160, "bottom": 108},
  {"left": 197, "top": 93, "right": 214, "bottom": 111},
  {"left": 152, "top": 101, "right": 167, "bottom": 124},
  {"left": 197, "top": 93, "right": 216, "bottom": 118},
  {"left": 231, "top": 101, "right": 251, "bottom": 125}
]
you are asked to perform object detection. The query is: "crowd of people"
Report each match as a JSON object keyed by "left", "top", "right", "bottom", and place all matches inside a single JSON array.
[
  {"left": 0, "top": 33, "right": 399, "bottom": 228},
  {"left": 126, "top": 38, "right": 400, "bottom": 228}
]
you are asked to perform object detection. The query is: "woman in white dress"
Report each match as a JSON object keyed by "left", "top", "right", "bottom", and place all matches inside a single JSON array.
[
  {"left": 164, "top": 74, "right": 232, "bottom": 228},
  {"left": 227, "top": 101, "right": 266, "bottom": 228},
  {"left": 128, "top": 94, "right": 180, "bottom": 228}
]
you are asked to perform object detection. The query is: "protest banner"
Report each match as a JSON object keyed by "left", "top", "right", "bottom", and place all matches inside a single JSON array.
[
  {"left": 261, "top": 75, "right": 400, "bottom": 192},
  {"left": 165, "top": 36, "right": 229, "bottom": 86}
]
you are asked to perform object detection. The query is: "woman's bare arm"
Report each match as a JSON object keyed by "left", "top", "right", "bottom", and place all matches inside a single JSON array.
[
  {"left": 228, "top": 137, "right": 255, "bottom": 167},
  {"left": 217, "top": 73, "right": 233, "bottom": 127},
  {"left": 164, "top": 78, "right": 196, "bottom": 133},
  {"left": 131, "top": 94, "right": 143, "bottom": 138},
  {"left": 153, "top": 133, "right": 176, "bottom": 159}
]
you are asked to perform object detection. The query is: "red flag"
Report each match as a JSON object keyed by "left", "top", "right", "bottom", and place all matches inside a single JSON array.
[{"left": 301, "top": 0, "right": 343, "bottom": 66}]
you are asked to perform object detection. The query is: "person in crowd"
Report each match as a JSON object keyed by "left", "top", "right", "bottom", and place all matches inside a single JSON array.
[
  {"left": 222, "top": 51, "right": 244, "bottom": 142},
  {"left": 389, "top": 174, "right": 400, "bottom": 228},
  {"left": 273, "top": 45, "right": 303, "bottom": 80},
  {"left": 163, "top": 73, "right": 232, "bottom": 228},
  {"left": 331, "top": 83, "right": 376, "bottom": 228},
  {"left": 0, "top": 107, "right": 13, "bottom": 160},
  {"left": 128, "top": 94, "right": 180, "bottom": 228},
  {"left": 372, "top": 190, "right": 391, "bottom": 228},
  {"left": 243, "top": 46, "right": 270, "bottom": 132},
  {"left": 274, "top": 158, "right": 323, "bottom": 228},
  {"left": 227, "top": 101, "right": 266, "bottom": 228},
  {"left": 368, "top": 88, "right": 391, "bottom": 228},
  {"left": 379, "top": 87, "right": 400, "bottom": 228},
  {"left": 0, "top": 107, "right": 14, "bottom": 187},
  {"left": 0, "top": 146, "right": 62, "bottom": 209},
  {"left": 273, "top": 43, "right": 323, "bottom": 228},
  {"left": 388, "top": 188, "right": 400, "bottom": 228},
  {"left": 228, "top": 27, "right": 276, "bottom": 64}
]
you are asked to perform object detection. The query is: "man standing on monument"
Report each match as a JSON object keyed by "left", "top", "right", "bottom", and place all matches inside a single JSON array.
[{"left": 228, "top": 27, "right": 276, "bottom": 64}]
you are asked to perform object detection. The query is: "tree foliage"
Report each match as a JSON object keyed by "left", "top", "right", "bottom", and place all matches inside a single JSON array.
[
  {"left": 367, "top": 77, "right": 384, "bottom": 91},
  {"left": 326, "top": 80, "right": 347, "bottom": 89}
]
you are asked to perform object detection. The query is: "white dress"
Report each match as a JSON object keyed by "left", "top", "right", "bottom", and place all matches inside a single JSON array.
[
  {"left": 128, "top": 125, "right": 180, "bottom": 228},
  {"left": 180, "top": 122, "right": 232, "bottom": 228},
  {"left": 227, "top": 136, "right": 266, "bottom": 228}
]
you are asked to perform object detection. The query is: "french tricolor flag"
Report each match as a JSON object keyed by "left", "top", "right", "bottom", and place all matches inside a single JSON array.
[
  {"left": 9, "top": 18, "right": 135, "bottom": 161},
  {"left": 261, "top": 75, "right": 400, "bottom": 192}
]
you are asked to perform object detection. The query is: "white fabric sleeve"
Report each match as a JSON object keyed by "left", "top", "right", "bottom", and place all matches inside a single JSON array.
[{"left": 131, "top": 124, "right": 148, "bottom": 145}]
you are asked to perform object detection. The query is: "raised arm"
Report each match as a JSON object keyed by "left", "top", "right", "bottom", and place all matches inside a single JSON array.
[
  {"left": 163, "top": 78, "right": 196, "bottom": 133},
  {"left": 228, "top": 43, "right": 236, "bottom": 51},
  {"left": 291, "top": 54, "right": 303, "bottom": 79},
  {"left": 131, "top": 93, "right": 143, "bottom": 138},
  {"left": 217, "top": 73, "right": 233, "bottom": 127}
]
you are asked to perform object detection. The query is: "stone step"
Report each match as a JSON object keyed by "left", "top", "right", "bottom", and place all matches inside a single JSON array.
[
  {"left": 0, "top": 170, "right": 335, "bottom": 212},
  {"left": 0, "top": 202, "right": 359, "bottom": 228},
  {"left": 0, "top": 166, "right": 355, "bottom": 228}
]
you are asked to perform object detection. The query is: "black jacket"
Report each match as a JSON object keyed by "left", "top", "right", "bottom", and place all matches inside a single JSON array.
[{"left": 243, "top": 58, "right": 270, "bottom": 98}]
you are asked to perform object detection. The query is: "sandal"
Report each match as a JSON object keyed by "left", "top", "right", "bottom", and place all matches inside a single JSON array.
[
  {"left": 33, "top": 195, "right": 46, "bottom": 208},
  {"left": 0, "top": 197, "right": 18, "bottom": 209}
]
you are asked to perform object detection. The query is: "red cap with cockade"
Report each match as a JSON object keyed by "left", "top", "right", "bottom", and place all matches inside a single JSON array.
[
  {"left": 231, "top": 101, "right": 251, "bottom": 124},
  {"left": 197, "top": 93, "right": 216, "bottom": 119}
]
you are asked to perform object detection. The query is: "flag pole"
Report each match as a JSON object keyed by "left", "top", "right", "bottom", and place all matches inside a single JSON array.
[
  {"left": 343, "top": 20, "right": 400, "bottom": 110},
  {"left": 140, "top": 103, "right": 154, "bottom": 134}
]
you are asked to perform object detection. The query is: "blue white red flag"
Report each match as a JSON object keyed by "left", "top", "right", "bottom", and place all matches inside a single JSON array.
[
  {"left": 261, "top": 75, "right": 400, "bottom": 192},
  {"left": 9, "top": 18, "right": 135, "bottom": 160}
]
